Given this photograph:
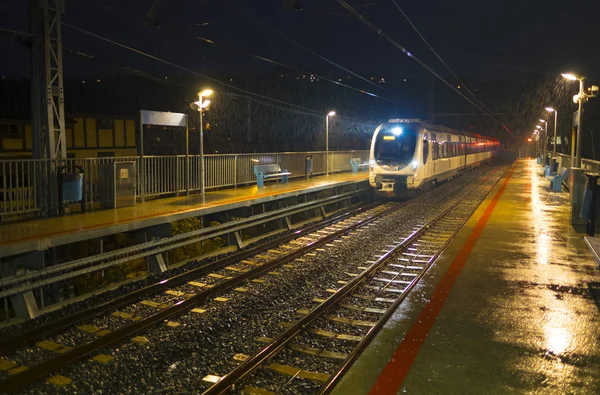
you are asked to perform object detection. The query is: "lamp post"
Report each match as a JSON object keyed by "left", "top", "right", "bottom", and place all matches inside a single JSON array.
[
  {"left": 562, "top": 73, "right": 586, "bottom": 168},
  {"left": 326, "top": 111, "right": 336, "bottom": 175},
  {"left": 194, "top": 89, "right": 213, "bottom": 194},
  {"left": 539, "top": 119, "right": 547, "bottom": 164},
  {"left": 545, "top": 107, "right": 558, "bottom": 161}
]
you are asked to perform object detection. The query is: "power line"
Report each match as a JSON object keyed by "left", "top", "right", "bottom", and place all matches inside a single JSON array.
[
  {"left": 60, "top": 23, "right": 382, "bottom": 125},
  {"left": 99, "top": 3, "right": 393, "bottom": 103},
  {"left": 336, "top": 0, "right": 512, "bottom": 134},
  {"left": 219, "top": 0, "right": 391, "bottom": 95},
  {"left": 389, "top": 1, "right": 500, "bottom": 125},
  {"left": 62, "top": 22, "right": 324, "bottom": 116}
]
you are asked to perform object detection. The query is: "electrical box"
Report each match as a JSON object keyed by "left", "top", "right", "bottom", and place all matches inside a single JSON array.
[{"left": 99, "top": 162, "right": 136, "bottom": 209}]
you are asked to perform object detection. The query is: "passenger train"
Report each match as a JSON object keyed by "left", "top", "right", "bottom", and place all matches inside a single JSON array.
[{"left": 369, "top": 119, "right": 499, "bottom": 198}]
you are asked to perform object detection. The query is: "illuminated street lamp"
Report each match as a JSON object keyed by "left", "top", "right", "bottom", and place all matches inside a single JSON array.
[
  {"left": 326, "top": 111, "right": 336, "bottom": 175},
  {"left": 193, "top": 89, "right": 214, "bottom": 194},
  {"left": 562, "top": 73, "right": 586, "bottom": 167},
  {"left": 545, "top": 107, "right": 558, "bottom": 160}
]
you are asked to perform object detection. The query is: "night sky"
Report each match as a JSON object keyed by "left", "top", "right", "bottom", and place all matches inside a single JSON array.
[
  {"left": 1, "top": 0, "right": 599, "bottom": 80},
  {"left": 1, "top": 0, "right": 600, "bottom": 148}
]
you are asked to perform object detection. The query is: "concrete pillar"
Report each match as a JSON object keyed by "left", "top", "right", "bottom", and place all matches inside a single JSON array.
[
  {"left": 2, "top": 250, "right": 44, "bottom": 319},
  {"left": 133, "top": 224, "right": 172, "bottom": 274}
]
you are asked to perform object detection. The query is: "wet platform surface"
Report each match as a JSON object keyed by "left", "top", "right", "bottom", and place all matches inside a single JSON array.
[
  {"left": 333, "top": 159, "right": 600, "bottom": 394},
  {"left": 0, "top": 172, "right": 368, "bottom": 258}
]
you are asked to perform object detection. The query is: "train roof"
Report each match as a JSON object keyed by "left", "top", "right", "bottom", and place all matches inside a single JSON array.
[{"left": 386, "top": 118, "right": 499, "bottom": 141}]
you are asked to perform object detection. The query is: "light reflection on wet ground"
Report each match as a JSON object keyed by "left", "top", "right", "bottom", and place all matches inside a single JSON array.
[{"left": 333, "top": 159, "right": 600, "bottom": 395}]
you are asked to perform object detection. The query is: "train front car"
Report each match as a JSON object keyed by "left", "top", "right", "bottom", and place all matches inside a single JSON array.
[{"left": 368, "top": 121, "right": 423, "bottom": 198}]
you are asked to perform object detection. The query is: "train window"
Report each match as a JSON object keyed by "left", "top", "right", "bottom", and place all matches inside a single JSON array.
[
  {"left": 447, "top": 136, "right": 452, "bottom": 157},
  {"left": 431, "top": 133, "right": 437, "bottom": 160},
  {"left": 374, "top": 126, "right": 418, "bottom": 167},
  {"left": 423, "top": 135, "right": 428, "bottom": 164}
]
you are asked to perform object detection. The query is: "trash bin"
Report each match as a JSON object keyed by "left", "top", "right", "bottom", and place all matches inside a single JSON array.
[
  {"left": 58, "top": 165, "right": 86, "bottom": 216},
  {"left": 305, "top": 155, "right": 313, "bottom": 179},
  {"left": 62, "top": 172, "right": 83, "bottom": 201}
]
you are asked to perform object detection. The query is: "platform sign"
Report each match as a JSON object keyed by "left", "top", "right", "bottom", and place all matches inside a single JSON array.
[
  {"left": 139, "top": 110, "right": 190, "bottom": 201},
  {"left": 141, "top": 110, "right": 187, "bottom": 127}
]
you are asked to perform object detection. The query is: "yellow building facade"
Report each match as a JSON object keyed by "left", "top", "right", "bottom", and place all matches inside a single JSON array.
[{"left": 0, "top": 116, "right": 137, "bottom": 158}]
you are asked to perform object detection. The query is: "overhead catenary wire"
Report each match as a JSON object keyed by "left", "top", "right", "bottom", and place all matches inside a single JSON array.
[
  {"left": 62, "top": 22, "right": 325, "bottom": 117},
  {"left": 97, "top": 2, "right": 394, "bottom": 103},
  {"left": 60, "top": 23, "right": 381, "bottom": 125},
  {"left": 219, "top": 0, "right": 392, "bottom": 95},
  {"left": 389, "top": 0, "right": 501, "bottom": 124},
  {"left": 337, "top": 0, "right": 512, "bottom": 134}
]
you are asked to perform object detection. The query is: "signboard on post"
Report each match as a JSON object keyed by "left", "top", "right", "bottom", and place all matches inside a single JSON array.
[{"left": 139, "top": 110, "right": 189, "bottom": 202}]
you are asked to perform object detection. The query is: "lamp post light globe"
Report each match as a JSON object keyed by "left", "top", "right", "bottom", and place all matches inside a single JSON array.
[{"left": 561, "top": 73, "right": 578, "bottom": 81}]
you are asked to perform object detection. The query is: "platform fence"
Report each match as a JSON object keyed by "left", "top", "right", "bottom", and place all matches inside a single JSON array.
[{"left": 0, "top": 150, "right": 369, "bottom": 218}]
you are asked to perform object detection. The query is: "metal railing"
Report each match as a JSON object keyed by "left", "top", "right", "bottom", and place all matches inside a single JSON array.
[{"left": 0, "top": 150, "right": 369, "bottom": 218}]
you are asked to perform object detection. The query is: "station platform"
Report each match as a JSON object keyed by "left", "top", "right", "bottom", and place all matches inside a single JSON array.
[
  {"left": 0, "top": 172, "right": 368, "bottom": 259},
  {"left": 333, "top": 159, "right": 600, "bottom": 394}
]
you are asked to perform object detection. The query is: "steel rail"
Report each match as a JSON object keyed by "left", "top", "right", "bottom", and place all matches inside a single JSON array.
[
  {"left": 319, "top": 167, "right": 506, "bottom": 393},
  {"left": 201, "top": 166, "right": 502, "bottom": 395},
  {"left": 0, "top": 201, "right": 379, "bottom": 356},
  {"left": 0, "top": 188, "right": 369, "bottom": 298},
  {"left": 0, "top": 196, "right": 413, "bottom": 393}
]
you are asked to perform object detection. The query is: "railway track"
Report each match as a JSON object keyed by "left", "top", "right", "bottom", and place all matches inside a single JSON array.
[
  {"left": 0, "top": 198, "right": 410, "bottom": 392},
  {"left": 0, "top": 163, "right": 504, "bottom": 394},
  {"left": 202, "top": 164, "right": 506, "bottom": 394}
]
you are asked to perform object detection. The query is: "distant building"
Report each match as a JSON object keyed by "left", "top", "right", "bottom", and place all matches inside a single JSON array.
[{"left": 0, "top": 115, "right": 138, "bottom": 159}]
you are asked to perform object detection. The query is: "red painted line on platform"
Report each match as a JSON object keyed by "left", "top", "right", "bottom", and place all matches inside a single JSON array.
[{"left": 369, "top": 161, "right": 518, "bottom": 395}]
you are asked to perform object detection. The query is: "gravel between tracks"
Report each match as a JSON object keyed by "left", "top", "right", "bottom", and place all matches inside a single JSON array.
[{"left": 20, "top": 165, "right": 501, "bottom": 394}]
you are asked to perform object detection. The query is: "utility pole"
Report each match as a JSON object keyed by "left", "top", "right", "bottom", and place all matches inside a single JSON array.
[{"left": 29, "top": 0, "right": 67, "bottom": 215}]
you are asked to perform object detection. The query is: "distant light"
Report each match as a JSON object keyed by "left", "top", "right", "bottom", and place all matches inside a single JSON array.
[
  {"left": 561, "top": 73, "right": 578, "bottom": 81},
  {"left": 527, "top": 138, "right": 532, "bottom": 142},
  {"left": 536, "top": 125, "right": 542, "bottom": 129},
  {"left": 539, "top": 119, "right": 546, "bottom": 123},
  {"left": 403, "top": 79, "right": 407, "bottom": 82},
  {"left": 200, "top": 99, "right": 211, "bottom": 109},
  {"left": 97, "top": 79, "right": 101, "bottom": 83},
  {"left": 545, "top": 107, "right": 555, "bottom": 112},
  {"left": 327, "top": 111, "right": 336, "bottom": 117},
  {"left": 457, "top": 85, "right": 461, "bottom": 89},
  {"left": 392, "top": 127, "right": 403, "bottom": 136},
  {"left": 199, "top": 89, "right": 213, "bottom": 97}
]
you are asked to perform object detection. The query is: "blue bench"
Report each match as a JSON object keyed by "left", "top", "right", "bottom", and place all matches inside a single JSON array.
[
  {"left": 546, "top": 167, "right": 568, "bottom": 192},
  {"left": 350, "top": 158, "right": 369, "bottom": 173},
  {"left": 253, "top": 164, "right": 291, "bottom": 187}
]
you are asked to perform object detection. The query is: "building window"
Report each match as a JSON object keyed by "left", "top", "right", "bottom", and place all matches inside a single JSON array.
[
  {"left": 97, "top": 117, "right": 114, "bottom": 129},
  {"left": 0, "top": 124, "right": 23, "bottom": 138}
]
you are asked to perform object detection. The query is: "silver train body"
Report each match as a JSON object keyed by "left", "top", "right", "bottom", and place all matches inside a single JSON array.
[{"left": 369, "top": 119, "right": 499, "bottom": 198}]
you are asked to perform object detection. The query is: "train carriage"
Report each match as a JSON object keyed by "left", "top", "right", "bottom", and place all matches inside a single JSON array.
[{"left": 369, "top": 119, "right": 499, "bottom": 198}]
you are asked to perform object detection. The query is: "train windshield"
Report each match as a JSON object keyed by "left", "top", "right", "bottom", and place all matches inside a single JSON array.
[{"left": 374, "top": 125, "right": 417, "bottom": 167}]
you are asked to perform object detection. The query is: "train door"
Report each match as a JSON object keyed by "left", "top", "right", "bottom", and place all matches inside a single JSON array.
[{"left": 421, "top": 131, "right": 430, "bottom": 179}]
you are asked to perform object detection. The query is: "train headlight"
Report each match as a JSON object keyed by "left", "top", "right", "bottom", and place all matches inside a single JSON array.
[
  {"left": 411, "top": 160, "right": 419, "bottom": 170},
  {"left": 392, "top": 127, "right": 403, "bottom": 136},
  {"left": 369, "top": 159, "right": 375, "bottom": 169}
]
